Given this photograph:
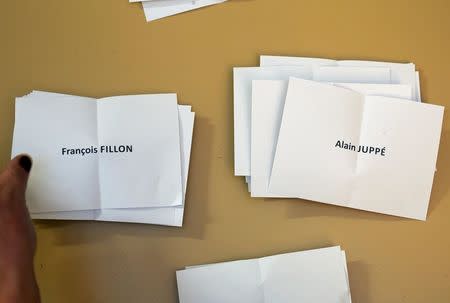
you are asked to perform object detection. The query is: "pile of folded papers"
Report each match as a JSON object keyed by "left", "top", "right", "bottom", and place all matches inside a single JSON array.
[
  {"left": 12, "top": 91, "right": 195, "bottom": 227},
  {"left": 130, "top": 0, "right": 227, "bottom": 22},
  {"left": 234, "top": 55, "right": 444, "bottom": 220},
  {"left": 176, "top": 246, "right": 351, "bottom": 303}
]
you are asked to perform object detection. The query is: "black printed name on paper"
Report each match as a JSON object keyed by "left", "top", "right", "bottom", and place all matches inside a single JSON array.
[
  {"left": 334, "top": 140, "right": 386, "bottom": 156},
  {"left": 61, "top": 145, "right": 133, "bottom": 157}
]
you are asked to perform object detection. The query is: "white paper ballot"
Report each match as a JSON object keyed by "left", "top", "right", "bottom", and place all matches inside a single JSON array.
[
  {"left": 12, "top": 93, "right": 184, "bottom": 213},
  {"left": 32, "top": 108, "right": 194, "bottom": 227},
  {"left": 176, "top": 246, "right": 351, "bottom": 303},
  {"left": 233, "top": 65, "right": 393, "bottom": 177},
  {"left": 260, "top": 55, "right": 421, "bottom": 102},
  {"left": 142, "top": 0, "right": 226, "bottom": 22},
  {"left": 250, "top": 80, "right": 413, "bottom": 197},
  {"left": 269, "top": 79, "right": 444, "bottom": 220},
  {"left": 23, "top": 91, "right": 195, "bottom": 226},
  {"left": 183, "top": 250, "right": 352, "bottom": 301}
]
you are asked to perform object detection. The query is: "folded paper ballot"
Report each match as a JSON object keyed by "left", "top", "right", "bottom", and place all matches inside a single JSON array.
[
  {"left": 251, "top": 80, "right": 414, "bottom": 199},
  {"left": 130, "top": 0, "right": 227, "bottom": 22},
  {"left": 176, "top": 246, "right": 351, "bottom": 303},
  {"left": 233, "top": 55, "right": 444, "bottom": 220},
  {"left": 269, "top": 78, "right": 443, "bottom": 220},
  {"left": 12, "top": 91, "right": 195, "bottom": 226}
]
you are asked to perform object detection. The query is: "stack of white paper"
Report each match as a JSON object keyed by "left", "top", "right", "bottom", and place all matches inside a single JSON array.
[
  {"left": 130, "top": 0, "right": 227, "bottom": 22},
  {"left": 234, "top": 55, "right": 444, "bottom": 220},
  {"left": 12, "top": 91, "right": 195, "bottom": 227},
  {"left": 177, "top": 246, "right": 352, "bottom": 303}
]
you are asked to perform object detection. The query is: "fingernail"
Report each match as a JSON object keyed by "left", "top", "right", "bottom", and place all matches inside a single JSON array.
[{"left": 19, "top": 155, "right": 32, "bottom": 173}]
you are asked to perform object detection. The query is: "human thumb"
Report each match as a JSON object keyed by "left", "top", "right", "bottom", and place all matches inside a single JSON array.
[{"left": 0, "top": 155, "right": 32, "bottom": 199}]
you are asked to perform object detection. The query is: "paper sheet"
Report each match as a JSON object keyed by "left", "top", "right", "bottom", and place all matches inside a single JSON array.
[
  {"left": 96, "top": 109, "right": 194, "bottom": 226},
  {"left": 12, "top": 92, "right": 184, "bottom": 212},
  {"left": 27, "top": 92, "right": 194, "bottom": 226},
  {"left": 250, "top": 80, "right": 413, "bottom": 198},
  {"left": 268, "top": 79, "right": 443, "bottom": 220},
  {"left": 176, "top": 246, "right": 351, "bottom": 303},
  {"left": 97, "top": 94, "right": 183, "bottom": 209},
  {"left": 12, "top": 95, "right": 100, "bottom": 213}
]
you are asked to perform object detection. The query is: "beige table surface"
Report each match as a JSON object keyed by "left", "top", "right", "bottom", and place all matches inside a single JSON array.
[{"left": 1, "top": 0, "right": 450, "bottom": 302}]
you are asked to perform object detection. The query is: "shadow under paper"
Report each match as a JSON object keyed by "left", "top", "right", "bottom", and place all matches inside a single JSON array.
[
  {"left": 427, "top": 128, "right": 450, "bottom": 217},
  {"left": 347, "top": 260, "right": 371, "bottom": 303}
]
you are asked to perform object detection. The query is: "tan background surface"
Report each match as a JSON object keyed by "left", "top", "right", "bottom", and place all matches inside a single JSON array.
[{"left": 1, "top": 0, "right": 450, "bottom": 302}]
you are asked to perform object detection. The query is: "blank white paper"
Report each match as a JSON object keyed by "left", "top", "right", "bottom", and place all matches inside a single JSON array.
[
  {"left": 233, "top": 66, "right": 312, "bottom": 176},
  {"left": 176, "top": 246, "right": 351, "bottom": 303},
  {"left": 259, "top": 247, "right": 351, "bottom": 303}
]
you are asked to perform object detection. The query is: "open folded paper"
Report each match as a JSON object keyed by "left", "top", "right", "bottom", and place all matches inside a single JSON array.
[
  {"left": 234, "top": 55, "right": 444, "bottom": 220},
  {"left": 176, "top": 246, "right": 351, "bottom": 303},
  {"left": 12, "top": 91, "right": 195, "bottom": 226}
]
